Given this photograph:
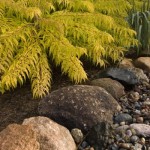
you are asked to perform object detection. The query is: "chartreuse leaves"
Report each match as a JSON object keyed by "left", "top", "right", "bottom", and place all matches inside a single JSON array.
[{"left": 0, "top": 0, "right": 139, "bottom": 98}]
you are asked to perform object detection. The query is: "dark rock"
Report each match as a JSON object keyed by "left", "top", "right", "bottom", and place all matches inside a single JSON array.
[
  {"left": 89, "top": 78, "right": 125, "bottom": 99},
  {"left": 115, "top": 113, "right": 132, "bottom": 124},
  {"left": 109, "top": 143, "right": 119, "bottom": 150},
  {"left": 85, "top": 122, "right": 113, "bottom": 150},
  {"left": 81, "top": 141, "right": 89, "bottom": 149},
  {"left": 98, "top": 68, "right": 138, "bottom": 86},
  {"left": 38, "top": 85, "right": 121, "bottom": 132}
]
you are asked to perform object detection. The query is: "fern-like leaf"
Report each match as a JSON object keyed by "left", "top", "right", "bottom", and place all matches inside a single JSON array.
[{"left": 31, "top": 52, "right": 51, "bottom": 98}]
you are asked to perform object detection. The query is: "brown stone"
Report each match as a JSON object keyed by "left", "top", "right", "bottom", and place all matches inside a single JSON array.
[
  {"left": 89, "top": 78, "right": 125, "bottom": 99},
  {"left": 134, "top": 57, "right": 150, "bottom": 72},
  {"left": 0, "top": 124, "right": 40, "bottom": 150},
  {"left": 38, "top": 85, "right": 121, "bottom": 132},
  {"left": 119, "top": 58, "right": 134, "bottom": 68},
  {"left": 23, "top": 116, "right": 76, "bottom": 150}
]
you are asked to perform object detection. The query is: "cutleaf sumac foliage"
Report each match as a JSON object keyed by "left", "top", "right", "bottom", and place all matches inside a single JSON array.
[{"left": 0, "top": 0, "right": 138, "bottom": 98}]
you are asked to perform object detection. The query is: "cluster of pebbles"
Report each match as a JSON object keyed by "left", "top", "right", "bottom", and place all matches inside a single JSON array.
[{"left": 71, "top": 73, "right": 150, "bottom": 150}]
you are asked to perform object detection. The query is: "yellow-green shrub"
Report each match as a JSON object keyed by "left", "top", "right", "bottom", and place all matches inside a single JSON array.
[{"left": 0, "top": 0, "right": 138, "bottom": 98}]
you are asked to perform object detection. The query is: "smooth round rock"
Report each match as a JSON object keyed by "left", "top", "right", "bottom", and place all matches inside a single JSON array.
[
  {"left": 140, "top": 137, "right": 146, "bottom": 145},
  {"left": 71, "top": 128, "right": 83, "bottom": 143},
  {"left": 134, "top": 143, "right": 143, "bottom": 149},
  {"left": 115, "top": 113, "right": 132, "bottom": 124},
  {"left": 119, "top": 143, "right": 131, "bottom": 149},
  {"left": 136, "top": 117, "right": 144, "bottom": 123},
  {"left": 126, "top": 130, "right": 132, "bottom": 137},
  {"left": 128, "top": 92, "right": 140, "bottom": 102},
  {"left": 130, "top": 135, "right": 139, "bottom": 143},
  {"left": 89, "top": 78, "right": 125, "bottom": 99},
  {"left": 38, "top": 85, "right": 121, "bottom": 132},
  {"left": 81, "top": 141, "right": 89, "bottom": 149}
]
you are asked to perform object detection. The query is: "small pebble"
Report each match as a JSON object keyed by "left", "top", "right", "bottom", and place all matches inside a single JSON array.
[
  {"left": 129, "top": 91, "right": 140, "bottom": 102},
  {"left": 113, "top": 123, "right": 120, "bottom": 128},
  {"left": 133, "top": 118, "right": 136, "bottom": 123},
  {"left": 115, "top": 113, "right": 132, "bottom": 124},
  {"left": 120, "top": 122, "right": 126, "bottom": 126},
  {"left": 126, "top": 129, "right": 132, "bottom": 137},
  {"left": 130, "top": 128, "right": 136, "bottom": 135},
  {"left": 134, "top": 102, "right": 141, "bottom": 109},
  {"left": 130, "top": 135, "right": 139, "bottom": 143},
  {"left": 140, "top": 137, "right": 146, "bottom": 145},
  {"left": 119, "top": 143, "right": 131, "bottom": 149},
  {"left": 130, "top": 145, "right": 136, "bottom": 150},
  {"left": 136, "top": 117, "right": 144, "bottom": 123},
  {"left": 110, "top": 143, "right": 119, "bottom": 150},
  {"left": 134, "top": 143, "right": 143, "bottom": 149},
  {"left": 123, "top": 135, "right": 130, "bottom": 142},
  {"left": 81, "top": 141, "right": 89, "bottom": 149},
  {"left": 133, "top": 110, "right": 141, "bottom": 115},
  {"left": 71, "top": 128, "right": 83, "bottom": 143},
  {"left": 143, "top": 101, "right": 150, "bottom": 106}
]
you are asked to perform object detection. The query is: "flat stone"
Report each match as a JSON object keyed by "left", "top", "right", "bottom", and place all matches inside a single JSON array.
[
  {"left": 130, "top": 124, "right": 150, "bottom": 137},
  {"left": 98, "top": 68, "right": 138, "bottom": 86},
  {"left": 38, "top": 85, "right": 121, "bottom": 132},
  {"left": 22, "top": 116, "right": 76, "bottom": 150},
  {"left": 115, "top": 113, "right": 132, "bottom": 124},
  {"left": 89, "top": 78, "right": 125, "bottom": 99},
  {"left": 0, "top": 124, "right": 40, "bottom": 150}
]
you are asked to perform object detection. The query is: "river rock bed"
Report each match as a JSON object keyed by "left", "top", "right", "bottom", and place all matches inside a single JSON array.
[{"left": 77, "top": 73, "right": 150, "bottom": 150}]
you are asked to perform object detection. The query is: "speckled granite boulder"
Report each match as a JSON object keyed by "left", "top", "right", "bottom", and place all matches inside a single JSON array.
[
  {"left": 89, "top": 78, "right": 125, "bottom": 99},
  {"left": 23, "top": 116, "right": 76, "bottom": 150},
  {"left": 38, "top": 85, "right": 121, "bottom": 132},
  {"left": 0, "top": 124, "right": 40, "bottom": 150}
]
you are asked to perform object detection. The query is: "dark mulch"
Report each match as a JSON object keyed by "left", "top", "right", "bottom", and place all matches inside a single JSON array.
[{"left": 0, "top": 68, "right": 101, "bottom": 131}]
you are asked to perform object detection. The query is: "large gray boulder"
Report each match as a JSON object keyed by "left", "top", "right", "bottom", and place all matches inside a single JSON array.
[
  {"left": 89, "top": 78, "right": 125, "bottom": 99},
  {"left": 38, "top": 85, "right": 121, "bottom": 132},
  {"left": 23, "top": 116, "right": 76, "bottom": 150}
]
